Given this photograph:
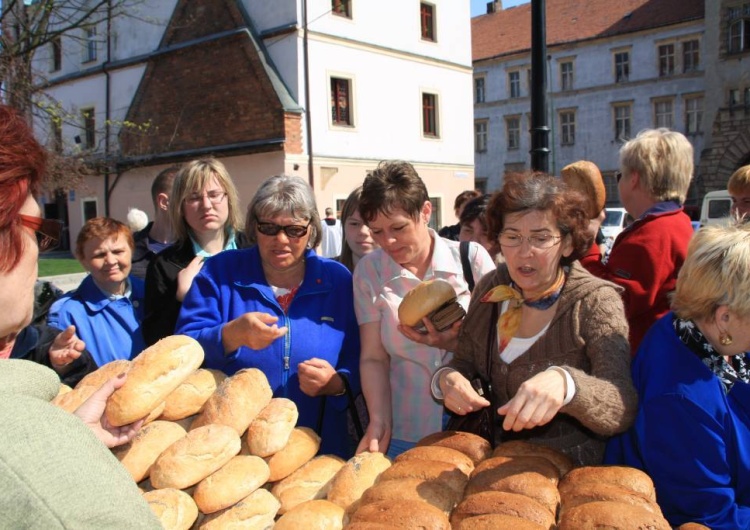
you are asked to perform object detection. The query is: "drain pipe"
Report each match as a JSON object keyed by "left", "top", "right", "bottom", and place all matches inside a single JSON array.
[
  {"left": 103, "top": 0, "right": 113, "bottom": 216},
  {"left": 302, "top": 0, "right": 314, "bottom": 187}
]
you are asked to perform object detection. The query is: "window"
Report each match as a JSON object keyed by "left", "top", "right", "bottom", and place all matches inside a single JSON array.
[
  {"left": 81, "top": 108, "right": 95, "bottom": 149},
  {"left": 332, "top": 0, "right": 351, "bottom": 18},
  {"left": 82, "top": 198, "right": 98, "bottom": 222},
  {"left": 613, "top": 103, "right": 632, "bottom": 141},
  {"left": 560, "top": 61, "right": 574, "bottom": 91},
  {"left": 658, "top": 44, "right": 675, "bottom": 77},
  {"left": 50, "top": 36, "right": 62, "bottom": 72},
  {"left": 745, "top": 87, "right": 750, "bottom": 106},
  {"left": 330, "top": 77, "right": 352, "bottom": 126},
  {"left": 685, "top": 96, "right": 703, "bottom": 134},
  {"left": 506, "top": 116, "right": 520, "bottom": 150},
  {"left": 474, "top": 77, "right": 485, "bottom": 103},
  {"left": 428, "top": 196, "right": 441, "bottom": 231},
  {"left": 614, "top": 51, "right": 629, "bottom": 83},
  {"left": 682, "top": 40, "right": 700, "bottom": 72},
  {"left": 728, "top": 19, "right": 750, "bottom": 53},
  {"left": 51, "top": 118, "right": 62, "bottom": 153},
  {"left": 475, "top": 121, "right": 488, "bottom": 153},
  {"left": 654, "top": 99, "right": 674, "bottom": 129},
  {"left": 559, "top": 110, "right": 575, "bottom": 145},
  {"left": 420, "top": 3, "right": 435, "bottom": 42},
  {"left": 422, "top": 92, "right": 439, "bottom": 137},
  {"left": 730, "top": 88, "right": 741, "bottom": 106},
  {"left": 509, "top": 71, "right": 520, "bottom": 98},
  {"left": 83, "top": 26, "right": 97, "bottom": 63}
]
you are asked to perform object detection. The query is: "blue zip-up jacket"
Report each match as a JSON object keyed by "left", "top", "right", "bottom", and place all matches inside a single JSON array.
[{"left": 175, "top": 246, "right": 361, "bottom": 458}]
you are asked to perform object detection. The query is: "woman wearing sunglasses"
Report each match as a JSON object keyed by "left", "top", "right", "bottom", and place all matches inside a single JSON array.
[
  {"left": 176, "top": 175, "right": 360, "bottom": 458},
  {"left": 142, "top": 158, "right": 248, "bottom": 345}
]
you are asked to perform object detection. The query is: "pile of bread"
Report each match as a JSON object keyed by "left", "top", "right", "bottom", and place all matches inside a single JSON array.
[{"left": 51, "top": 336, "right": 707, "bottom": 529}]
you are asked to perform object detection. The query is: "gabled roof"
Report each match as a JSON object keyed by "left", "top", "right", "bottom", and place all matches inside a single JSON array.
[{"left": 472, "top": 0, "right": 704, "bottom": 62}]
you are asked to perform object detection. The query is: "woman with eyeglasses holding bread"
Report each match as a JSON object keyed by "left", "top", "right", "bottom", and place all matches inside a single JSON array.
[
  {"left": 176, "top": 175, "right": 360, "bottom": 458},
  {"left": 143, "top": 158, "right": 249, "bottom": 345},
  {"left": 433, "top": 172, "right": 637, "bottom": 466}
]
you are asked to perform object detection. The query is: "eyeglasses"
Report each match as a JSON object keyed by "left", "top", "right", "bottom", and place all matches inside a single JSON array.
[
  {"left": 19, "top": 214, "right": 63, "bottom": 252},
  {"left": 185, "top": 191, "right": 227, "bottom": 206},
  {"left": 499, "top": 232, "right": 562, "bottom": 249},
  {"left": 615, "top": 171, "right": 623, "bottom": 183},
  {"left": 255, "top": 218, "right": 311, "bottom": 239}
]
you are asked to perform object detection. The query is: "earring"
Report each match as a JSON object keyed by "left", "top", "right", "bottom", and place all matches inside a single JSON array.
[{"left": 720, "top": 332, "right": 733, "bottom": 346}]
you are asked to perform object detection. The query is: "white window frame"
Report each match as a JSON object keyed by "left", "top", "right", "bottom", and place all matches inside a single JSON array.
[
  {"left": 508, "top": 71, "right": 521, "bottom": 99},
  {"left": 685, "top": 95, "right": 704, "bottom": 135},
  {"left": 82, "top": 25, "right": 97, "bottom": 63},
  {"left": 474, "top": 76, "right": 486, "bottom": 104},
  {"left": 658, "top": 43, "right": 675, "bottom": 77},
  {"left": 653, "top": 98, "right": 674, "bottom": 129},
  {"left": 329, "top": 75, "right": 354, "bottom": 128},
  {"left": 560, "top": 60, "right": 574, "bottom": 91},
  {"left": 474, "top": 120, "right": 488, "bottom": 153},
  {"left": 613, "top": 50, "right": 630, "bottom": 83},
  {"left": 81, "top": 198, "right": 98, "bottom": 223},
  {"left": 559, "top": 109, "right": 576, "bottom": 145},
  {"left": 682, "top": 39, "right": 700, "bottom": 72},
  {"left": 506, "top": 116, "right": 520, "bottom": 150},
  {"left": 613, "top": 103, "right": 632, "bottom": 141}
]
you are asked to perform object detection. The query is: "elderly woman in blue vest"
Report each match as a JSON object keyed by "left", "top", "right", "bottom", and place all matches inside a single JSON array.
[
  {"left": 176, "top": 175, "right": 360, "bottom": 458},
  {"left": 48, "top": 217, "right": 145, "bottom": 366}
]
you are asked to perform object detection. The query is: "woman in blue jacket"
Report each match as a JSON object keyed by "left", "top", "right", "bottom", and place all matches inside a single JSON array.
[
  {"left": 605, "top": 222, "right": 750, "bottom": 530},
  {"left": 176, "top": 175, "right": 360, "bottom": 458}
]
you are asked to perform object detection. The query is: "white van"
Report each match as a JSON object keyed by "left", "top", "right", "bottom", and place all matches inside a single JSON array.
[{"left": 700, "top": 190, "right": 732, "bottom": 226}]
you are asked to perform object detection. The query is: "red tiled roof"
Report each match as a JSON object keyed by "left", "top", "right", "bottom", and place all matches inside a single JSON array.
[{"left": 472, "top": 0, "right": 704, "bottom": 62}]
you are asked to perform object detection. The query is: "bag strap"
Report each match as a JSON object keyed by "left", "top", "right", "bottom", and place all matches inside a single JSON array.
[
  {"left": 341, "top": 373, "right": 364, "bottom": 439},
  {"left": 460, "top": 241, "right": 475, "bottom": 293},
  {"left": 486, "top": 302, "right": 498, "bottom": 443}
]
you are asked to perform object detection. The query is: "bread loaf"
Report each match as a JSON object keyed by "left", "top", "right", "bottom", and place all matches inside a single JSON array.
[
  {"left": 105, "top": 335, "right": 204, "bottom": 426},
  {"left": 193, "top": 455, "right": 270, "bottom": 514},
  {"left": 472, "top": 455, "right": 560, "bottom": 484},
  {"left": 327, "top": 451, "right": 392, "bottom": 511},
  {"left": 265, "top": 426, "right": 321, "bottom": 482},
  {"left": 377, "top": 459, "right": 468, "bottom": 497},
  {"left": 112, "top": 420, "right": 187, "bottom": 482},
  {"left": 454, "top": 513, "right": 546, "bottom": 530},
  {"left": 142, "top": 401, "right": 166, "bottom": 426},
  {"left": 450, "top": 490, "right": 556, "bottom": 529},
  {"left": 677, "top": 524, "right": 711, "bottom": 530},
  {"left": 274, "top": 499, "right": 345, "bottom": 530},
  {"left": 558, "top": 500, "right": 671, "bottom": 530},
  {"left": 50, "top": 384, "right": 97, "bottom": 413},
  {"left": 558, "top": 465, "right": 657, "bottom": 502},
  {"left": 350, "top": 499, "right": 450, "bottom": 529},
  {"left": 198, "top": 488, "right": 280, "bottom": 530},
  {"left": 492, "top": 440, "right": 575, "bottom": 477},
  {"left": 359, "top": 477, "right": 459, "bottom": 515},
  {"left": 160, "top": 368, "right": 226, "bottom": 421},
  {"left": 150, "top": 424, "right": 240, "bottom": 489},
  {"left": 246, "top": 397, "right": 299, "bottom": 457},
  {"left": 57, "top": 384, "right": 72, "bottom": 396},
  {"left": 559, "top": 482, "right": 662, "bottom": 516},
  {"left": 143, "top": 488, "right": 198, "bottom": 530},
  {"left": 271, "top": 454, "right": 345, "bottom": 514},
  {"left": 395, "top": 445, "right": 475, "bottom": 477},
  {"left": 76, "top": 359, "right": 131, "bottom": 389},
  {"left": 191, "top": 368, "right": 272, "bottom": 436},
  {"left": 416, "top": 430, "right": 492, "bottom": 465},
  {"left": 561, "top": 160, "right": 606, "bottom": 218}
]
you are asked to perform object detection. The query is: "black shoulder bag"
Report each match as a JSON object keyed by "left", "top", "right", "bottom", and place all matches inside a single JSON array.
[{"left": 459, "top": 240, "right": 475, "bottom": 293}]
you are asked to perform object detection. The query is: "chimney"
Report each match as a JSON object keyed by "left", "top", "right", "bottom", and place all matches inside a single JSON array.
[{"left": 486, "top": 1, "right": 503, "bottom": 14}]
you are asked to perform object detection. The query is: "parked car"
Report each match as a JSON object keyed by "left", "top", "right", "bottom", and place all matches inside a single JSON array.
[
  {"left": 600, "top": 207, "right": 629, "bottom": 262},
  {"left": 700, "top": 190, "right": 732, "bottom": 227}
]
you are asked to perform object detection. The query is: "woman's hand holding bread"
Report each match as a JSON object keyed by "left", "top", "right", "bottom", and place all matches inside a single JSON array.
[{"left": 221, "top": 311, "right": 288, "bottom": 353}]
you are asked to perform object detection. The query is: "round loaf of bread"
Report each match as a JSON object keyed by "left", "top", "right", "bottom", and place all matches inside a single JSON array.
[
  {"left": 492, "top": 440, "right": 575, "bottom": 477},
  {"left": 76, "top": 359, "right": 131, "bottom": 389},
  {"left": 265, "top": 426, "right": 321, "bottom": 482},
  {"left": 193, "top": 455, "right": 270, "bottom": 514},
  {"left": 472, "top": 455, "right": 560, "bottom": 484},
  {"left": 466, "top": 461, "right": 560, "bottom": 516},
  {"left": 359, "top": 477, "right": 459, "bottom": 515},
  {"left": 558, "top": 500, "right": 671, "bottom": 530},
  {"left": 190, "top": 367, "right": 272, "bottom": 436},
  {"left": 350, "top": 499, "right": 450, "bottom": 530},
  {"left": 271, "top": 454, "right": 345, "bottom": 514},
  {"left": 398, "top": 280, "right": 457, "bottom": 328},
  {"left": 416, "top": 431, "right": 492, "bottom": 465},
  {"left": 51, "top": 384, "right": 97, "bottom": 413},
  {"left": 199, "top": 488, "right": 280, "bottom": 530},
  {"left": 377, "top": 459, "right": 468, "bottom": 497},
  {"left": 274, "top": 499, "right": 345, "bottom": 530},
  {"left": 150, "top": 423, "right": 240, "bottom": 489},
  {"left": 112, "top": 420, "right": 187, "bottom": 482},
  {"left": 105, "top": 336, "right": 204, "bottom": 426},
  {"left": 560, "top": 482, "right": 662, "bottom": 516},
  {"left": 160, "top": 368, "right": 225, "bottom": 421},
  {"left": 454, "top": 513, "right": 546, "bottom": 530},
  {"left": 143, "top": 488, "right": 198, "bottom": 530},
  {"left": 345, "top": 524, "right": 404, "bottom": 530},
  {"left": 561, "top": 160, "right": 606, "bottom": 218},
  {"left": 450, "top": 491, "right": 555, "bottom": 529},
  {"left": 395, "top": 445, "right": 475, "bottom": 477},
  {"left": 327, "top": 451, "right": 392, "bottom": 511},
  {"left": 246, "top": 397, "right": 299, "bottom": 457},
  {"left": 559, "top": 465, "right": 656, "bottom": 502},
  {"left": 677, "top": 524, "right": 711, "bottom": 530}
]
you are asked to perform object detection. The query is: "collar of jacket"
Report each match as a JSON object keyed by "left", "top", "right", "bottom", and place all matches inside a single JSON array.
[{"left": 77, "top": 275, "right": 142, "bottom": 313}]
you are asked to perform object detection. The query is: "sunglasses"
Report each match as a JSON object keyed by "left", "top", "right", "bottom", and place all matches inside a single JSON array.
[
  {"left": 255, "top": 218, "right": 311, "bottom": 239},
  {"left": 19, "top": 214, "right": 63, "bottom": 252}
]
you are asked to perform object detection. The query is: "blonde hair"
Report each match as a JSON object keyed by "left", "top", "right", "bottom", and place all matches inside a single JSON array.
[
  {"left": 170, "top": 158, "right": 243, "bottom": 244},
  {"left": 671, "top": 222, "right": 750, "bottom": 321},
  {"left": 620, "top": 128, "right": 693, "bottom": 204},
  {"left": 728, "top": 165, "right": 750, "bottom": 195}
]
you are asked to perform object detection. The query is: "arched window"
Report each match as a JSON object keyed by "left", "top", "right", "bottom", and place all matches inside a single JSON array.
[{"left": 728, "top": 18, "right": 750, "bottom": 53}]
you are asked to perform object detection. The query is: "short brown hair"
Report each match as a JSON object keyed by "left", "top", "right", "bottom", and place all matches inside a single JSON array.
[
  {"left": 75, "top": 217, "right": 134, "bottom": 261},
  {"left": 728, "top": 165, "right": 750, "bottom": 195},
  {"left": 454, "top": 189, "right": 482, "bottom": 212},
  {"left": 359, "top": 160, "right": 429, "bottom": 223}
]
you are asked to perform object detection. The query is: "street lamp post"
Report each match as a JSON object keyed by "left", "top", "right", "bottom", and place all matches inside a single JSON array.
[{"left": 530, "top": 0, "right": 549, "bottom": 172}]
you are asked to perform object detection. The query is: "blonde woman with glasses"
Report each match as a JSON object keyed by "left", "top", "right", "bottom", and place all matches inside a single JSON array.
[{"left": 142, "top": 158, "right": 248, "bottom": 345}]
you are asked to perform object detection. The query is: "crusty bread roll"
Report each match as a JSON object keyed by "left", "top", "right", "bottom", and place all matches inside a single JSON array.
[
  {"left": 274, "top": 499, "right": 345, "bottom": 530},
  {"left": 472, "top": 455, "right": 560, "bottom": 484},
  {"left": 271, "top": 454, "right": 345, "bottom": 514},
  {"left": 143, "top": 488, "right": 198, "bottom": 530},
  {"left": 327, "top": 451, "right": 392, "bottom": 511},
  {"left": 416, "top": 431, "right": 492, "bottom": 465},
  {"left": 359, "top": 477, "right": 459, "bottom": 515},
  {"left": 560, "top": 482, "right": 662, "bottom": 516},
  {"left": 191, "top": 368, "right": 272, "bottom": 436},
  {"left": 193, "top": 455, "right": 270, "bottom": 514},
  {"left": 455, "top": 513, "right": 546, "bottom": 530},
  {"left": 558, "top": 500, "right": 671, "bottom": 530},
  {"left": 246, "top": 397, "right": 299, "bottom": 457},
  {"left": 345, "top": 524, "right": 404, "bottom": 530},
  {"left": 105, "top": 336, "right": 204, "bottom": 426},
  {"left": 351, "top": 499, "right": 450, "bottom": 529},
  {"left": 377, "top": 459, "right": 468, "bottom": 497},
  {"left": 559, "top": 465, "right": 657, "bottom": 502},
  {"left": 265, "top": 426, "right": 321, "bottom": 482},
  {"left": 677, "top": 524, "right": 711, "bottom": 530},
  {"left": 160, "top": 368, "right": 226, "bottom": 421},
  {"left": 150, "top": 424, "right": 240, "bottom": 489},
  {"left": 198, "top": 488, "right": 280, "bottom": 530},
  {"left": 172, "top": 414, "right": 196, "bottom": 432},
  {"left": 398, "top": 280, "right": 465, "bottom": 332},
  {"left": 395, "top": 445, "right": 475, "bottom": 477},
  {"left": 451, "top": 490, "right": 555, "bottom": 529},
  {"left": 561, "top": 160, "right": 606, "bottom": 218},
  {"left": 492, "top": 440, "right": 575, "bottom": 477},
  {"left": 76, "top": 359, "right": 131, "bottom": 389},
  {"left": 142, "top": 400, "right": 166, "bottom": 426},
  {"left": 50, "top": 384, "right": 97, "bottom": 413},
  {"left": 112, "top": 420, "right": 187, "bottom": 482}
]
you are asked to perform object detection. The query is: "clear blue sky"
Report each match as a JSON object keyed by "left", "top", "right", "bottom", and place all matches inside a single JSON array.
[{"left": 471, "top": 0, "right": 530, "bottom": 18}]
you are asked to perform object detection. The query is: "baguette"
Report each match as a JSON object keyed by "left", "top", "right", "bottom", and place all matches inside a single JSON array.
[
  {"left": 246, "top": 398, "right": 299, "bottom": 457},
  {"left": 265, "top": 426, "right": 321, "bottom": 482},
  {"left": 143, "top": 488, "right": 198, "bottom": 530},
  {"left": 193, "top": 455, "right": 270, "bottom": 514},
  {"left": 160, "top": 368, "right": 226, "bottom": 421},
  {"left": 271, "top": 454, "right": 345, "bottom": 514},
  {"left": 112, "top": 420, "right": 187, "bottom": 482}
]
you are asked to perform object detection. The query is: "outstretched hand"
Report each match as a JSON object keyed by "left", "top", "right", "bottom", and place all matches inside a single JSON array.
[
  {"left": 498, "top": 369, "right": 566, "bottom": 432},
  {"left": 49, "top": 325, "right": 85, "bottom": 373}
]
